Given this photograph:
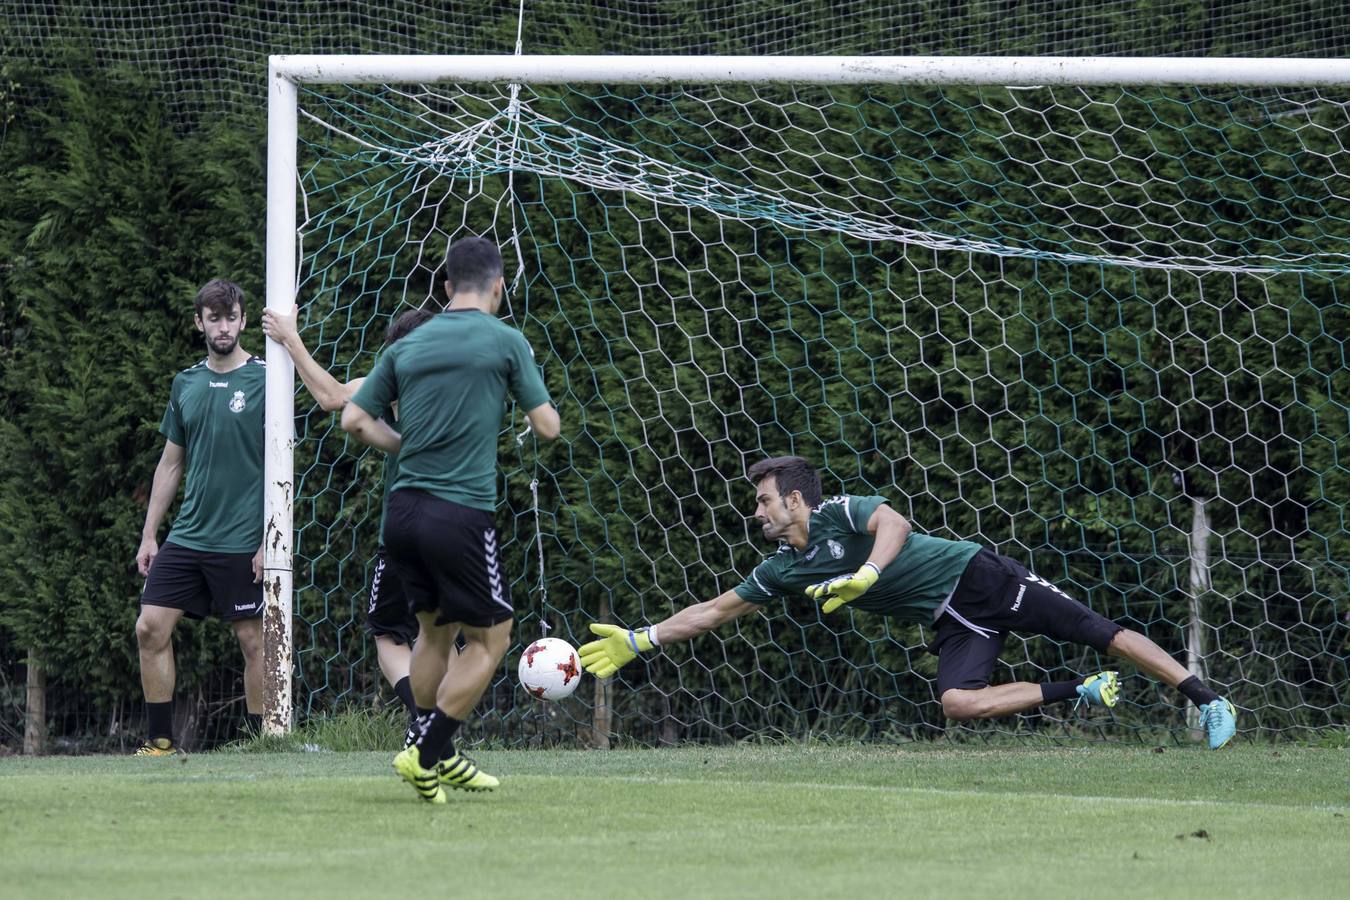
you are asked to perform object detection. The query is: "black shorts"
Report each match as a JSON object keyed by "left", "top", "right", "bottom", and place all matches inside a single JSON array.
[
  {"left": 931, "top": 548, "right": 1122, "bottom": 695},
  {"left": 383, "top": 489, "right": 513, "bottom": 628},
  {"left": 365, "top": 549, "right": 418, "bottom": 646},
  {"left": 140, "top": 541, "right": 263, "bottom": 621}
]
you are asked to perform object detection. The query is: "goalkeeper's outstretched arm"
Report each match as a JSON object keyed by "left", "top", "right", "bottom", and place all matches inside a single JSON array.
[{"left": 578, "top": 590, "right": 757, "bottom": 678}]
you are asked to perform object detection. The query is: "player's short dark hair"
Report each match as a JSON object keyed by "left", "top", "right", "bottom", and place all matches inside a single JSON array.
[
  {"left": 747, "top": 456, "right": 823, "bottom": 507},
  {"left": 442, "top": 236, "right": 504, "bottom": 295},
  {"left": 194, "top": 279, "right": 245, "bottom": 318},
  {"left": 384, "top": 307, "right": 435, "bottom": 345}
]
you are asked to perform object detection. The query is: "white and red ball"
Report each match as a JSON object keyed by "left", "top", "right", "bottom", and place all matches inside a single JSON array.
[{"left": 517, "top": 637, "right": 583, "bottom": 700}]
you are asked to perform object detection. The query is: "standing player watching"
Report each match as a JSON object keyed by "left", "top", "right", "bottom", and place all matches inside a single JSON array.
[
  {"left": 261, "top": 305, "right": 435, "bottom": 748},
  {"left": 342, "top": 237, "right": 560, "bottom": 803},
  {"left": 134, "top": 279, "right": 266, "bottom": 755},
  {"left": 579, "top": 456, "right": 1239, "bottom": 750}
]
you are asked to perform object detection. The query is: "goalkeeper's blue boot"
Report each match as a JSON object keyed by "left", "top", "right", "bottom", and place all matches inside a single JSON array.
[
  {"left": 438, "top": 753, "right": 499, "bottom": 792},
  {"left": 1198, "top": 698, "right": 1237, "bottom": 750},
  {"left": 393, "top": 747, "right": 446, "bottom": 804},
  {"left": 1075, "top": 670, "right": 1120, "bottom": 710}
]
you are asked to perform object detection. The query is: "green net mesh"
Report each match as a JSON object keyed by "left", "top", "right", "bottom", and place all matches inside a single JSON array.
[{"left": 289, "top": 78, "right": 1348, "bottom": 744}]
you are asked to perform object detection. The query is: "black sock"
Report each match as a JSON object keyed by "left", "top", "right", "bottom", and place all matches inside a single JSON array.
[
  {"left": 413, "top": 705, "right": 433, "bottom": 736},
  {"left": 147, "top": 701, "right": 173, "bottom": 742},
  {"left": 1177, "top": 675, "right": 1221, "bottom": 707},
  {"left": 393, "top": 677, "right": 416, "bottom": 716},
  {"left": 1040, "top": 678, "right": 1086, "bottom": 704},
  {"left": 416, "top": 707, "right": 463, "bottom": 769},
  {"left": 243, "top": 713, "right": 262, "bottom": 735}
]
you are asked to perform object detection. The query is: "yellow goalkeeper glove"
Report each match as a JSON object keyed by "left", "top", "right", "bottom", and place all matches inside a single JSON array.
[
  {"left": 577, "top": 623, "right": 657, "bottom": 678},
  {"left": 805, "top": 562, "right": 881, "bottom": 614}
]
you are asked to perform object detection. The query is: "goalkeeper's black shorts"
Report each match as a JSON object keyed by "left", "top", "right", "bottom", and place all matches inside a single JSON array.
[
  {"left": 383, "top": 488, "right": 514, "bottom": 628},
  {"left": 929, "top": 548, "right": 1122, "bottom": 694}
]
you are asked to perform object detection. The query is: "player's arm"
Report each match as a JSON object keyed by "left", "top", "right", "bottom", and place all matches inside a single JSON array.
[
  {"left": 340, "top": 403, "right": 401, "bottom": 453},
  {"left": 261, "top": 308, "right": 362, "bottom": 411},
  {"left": 578, "top": 589, "right": 757, "bottom": 678},
  {"left": 807, "top": 502, "right": 913, "bottom": 613},
  {"left": 523, "top": 401, "right": 561, "bottom": 440},
  {"left": 863, "top": 503, "right": 912, "bottom": 573},
  {"left": 137, "top": 440, "right": 185, "bottom": 576}
]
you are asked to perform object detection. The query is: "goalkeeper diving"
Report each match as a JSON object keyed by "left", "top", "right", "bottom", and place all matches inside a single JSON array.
[{"left": 580, "top": 456, "right": 1238, "bottom": 749}]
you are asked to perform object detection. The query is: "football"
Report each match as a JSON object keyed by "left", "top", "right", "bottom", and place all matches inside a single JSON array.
[{"left": 517, "top": 637, "right": 583, "bottom": 700}]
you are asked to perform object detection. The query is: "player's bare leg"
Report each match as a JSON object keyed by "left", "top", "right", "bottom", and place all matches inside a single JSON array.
[
  {"left": 231, "top": 617, "right": 264, "bottom": 715},
  {"left": 436, "top": 618, "right": 512, "bottom": 719},
  {"left": 942, "top": 670, "right": 1119, "bottom": 720},
  {"left": 136, "top": 605, "right": 184, "bottom": 703},
  {"left": 1105, "top": 629, "right": 1189, "bottom": 686},
  {"left": 393, "top": 615, "right": 454, "bottom": 803},
  {"left": 134, "top": 605, "right": 184, "bottom": 754},
  {"left": 408, "top": 611, "right": 452, "bottom": 710},
  {"left": 375, "top": 634, "right": 413, "bottom": 692},
  {"left": 1106, "top": 628, "right": 1237, "bottom": 748},
  {"left": 394, "top": 615, "right": 502, "bottom": 797},
  {"left": 375, "top": 632, "right": 420, "bottom": 745},
  {"left": 425, "top": 618, "right": 511, "bottom": 791},
  {"left": 942, "top": 683, "right": 1045, "bottom": 720}
]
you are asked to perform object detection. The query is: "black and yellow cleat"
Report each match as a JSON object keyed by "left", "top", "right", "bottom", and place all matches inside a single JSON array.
[
  {"left": 437, "top": 753, "right": 499, "bottom": 792},
  {"left": 133, "top": 737, "right": 179, "bottom": 757},
  {"left": 393, "top": 747, "right": 446, "bottom": 804}
]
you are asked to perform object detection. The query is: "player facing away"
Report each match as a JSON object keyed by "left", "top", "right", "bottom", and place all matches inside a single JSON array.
[
  {"left": 579, "top": 456, "right": 1239, "bottom": 749},
  {"left": 133, "top": 279, "right": 266, "bottom": 755},
  {"left": 342, "top": 237, "right": 561, "bottom": 802},
  {"left": 261, "top": 304, "right": 435, "bottom": 747}
]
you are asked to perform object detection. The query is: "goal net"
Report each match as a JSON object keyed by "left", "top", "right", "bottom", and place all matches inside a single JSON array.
[{"left": 272, "top": 57, "right": 1349, "bottom": 745}]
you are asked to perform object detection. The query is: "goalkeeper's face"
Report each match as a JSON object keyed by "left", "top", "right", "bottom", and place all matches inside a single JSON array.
[{"left": 753, "top": 477, "right": 798, "bottom": 542}]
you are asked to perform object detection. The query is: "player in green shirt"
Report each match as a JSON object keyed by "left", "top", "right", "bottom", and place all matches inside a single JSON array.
[
  {"left": 134, "top": 279, "right": 266, "bottom": 755},
  {"left": 343, "top": 237, "right": 561, "bottom": 802},
  {"left": 579, "top": 455, "right": 1238, "bottom": 750},
  {"left": 261, "top": 304, "right": 435, "bottom": 748}
]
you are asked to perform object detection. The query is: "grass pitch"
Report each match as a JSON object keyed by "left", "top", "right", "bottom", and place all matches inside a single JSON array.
[{"left": 1, "top": 743, "right": 1345, "bottom": 898}]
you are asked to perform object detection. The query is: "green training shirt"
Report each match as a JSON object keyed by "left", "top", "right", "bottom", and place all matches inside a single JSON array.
[
  {"left": 350, "top": 310, "right": 552, "bottom": 511},
  {"left": 159, "top": 356, "right": 266, "bottom": 553},
  {"left": 377, "top": 410, "right": 399, "bottom": 546},
  {"left": 733, "top": 494, "right": 982, "bottom": 622}
]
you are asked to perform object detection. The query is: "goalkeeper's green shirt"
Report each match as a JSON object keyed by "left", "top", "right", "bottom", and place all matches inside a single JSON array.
[
  {"left": 158, "top": 356, "right": 266, "bottom": 554},
  {"left": 733, "top": 494, "right": 982, "bottom": 622},
  {"left": 350, "top": 309, "right": 552, "bottom": 511}
]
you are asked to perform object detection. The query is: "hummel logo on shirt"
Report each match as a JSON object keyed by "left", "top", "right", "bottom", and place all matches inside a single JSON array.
[{"left": 209, "top": 381, "right": 229, "bottom": 388}]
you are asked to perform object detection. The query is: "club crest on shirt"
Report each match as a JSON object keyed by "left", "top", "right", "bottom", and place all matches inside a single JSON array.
[
  {"left": 827, "top": 539, "right": 844, "bottom": 559},
  {"left": 229, "top": 390, "right": 246, "bottom": 413}
]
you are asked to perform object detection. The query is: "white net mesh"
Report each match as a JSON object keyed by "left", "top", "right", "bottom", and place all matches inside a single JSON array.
[
  {"left": 8, "top": 0, "right": 1350, "bottom": 119},
  {"left": 285, "top": 77, "right": 1348, "bottom": 744}
]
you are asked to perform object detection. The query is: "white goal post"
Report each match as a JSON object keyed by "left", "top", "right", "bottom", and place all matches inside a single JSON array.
[{"left": 261, "top": 55, "right": 1350, "bottom": 736}]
